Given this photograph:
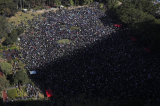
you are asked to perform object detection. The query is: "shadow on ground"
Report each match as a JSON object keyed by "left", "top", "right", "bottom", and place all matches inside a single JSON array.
[{"left": 5, "top": 9, "right": 160, "bottom": 106}]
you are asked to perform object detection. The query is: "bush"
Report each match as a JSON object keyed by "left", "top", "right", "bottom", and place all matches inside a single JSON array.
[
  {"left": 119, "top": 0, "right": 124, "bottom": 3},
  {"left": 13, "top": 58, "right": 19, "bottom": 62},
  {"left": 7, "top": 60, "right": 11, "bottom": 63},
  {"left": 7, "top": 89, "right": 18, "bottom": 99},
  {"left": 16, "top": 27, "right": 24, "bottom": 36}
]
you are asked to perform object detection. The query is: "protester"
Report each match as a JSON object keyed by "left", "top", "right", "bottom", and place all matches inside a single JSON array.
[{"left": 18, "top": 3, "right": 160, "bottom": 106}]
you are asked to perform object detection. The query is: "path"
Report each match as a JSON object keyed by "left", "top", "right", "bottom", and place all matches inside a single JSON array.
[{"left": 7, "top": 85, "right": 26, "bottom": 91}]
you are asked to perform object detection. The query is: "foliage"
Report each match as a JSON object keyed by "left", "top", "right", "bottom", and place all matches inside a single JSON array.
[
  {"left": 69, "top": 0, "right": 74, "bottom": 6},
  {"left": 119, "top": 0, "right": 124, "bottom": 3},
  {"left": 10, "top": 46, "right": 19, "bottom": 50},
  {"left": 7, "top": 89, "right": 18, "bottom": 99},
  {"left": 0, "top": 0, "right": 18, "bottom": 17},
  {"left": 84, "top": 0, "right": 93, "bottom": 5},
  {"left": 0, "top": 61, "right": 12, "bottom": 75},
  {"left": 3, "top": 37, "right": 13, "bottom": 45},
  {"left": 0, "top": 52, "right": 6, "bottom": 59},
  {"left": 16, "top": 27, "right": 24, "bottom": 36},
  {"left": 0, "top": 16, "right": 8, "bottom": 39},
  {"left": 0, "top": 76, "right": 9, "bottom": 91},
  {"left": 116, "top": 5, "right": 155, "bottom": 27},
  {"left": 3, "top": 29, "right": 19, "bottom": 45},
  {"left": 13, "top": 58, "right": 19, "bottom": 62},
  {"left": 14, "top": 69, "right": 29, "bottom": 85},
  {"left": 7, "top": 60, "right": 12, "bottom": 63},
  {"left": 54, "top": 0, "right": 61, "bottom": 7},
  {"left": 114, "top": 0, "right": 160, "bottom": 51},
  {"left": 107, "top": 0, "right": 118, "bottom": 9},
  {"left": 18, "top": 60, "right": 25, "bottom": 69},
  {"left": 8, "top": 86, "right": 28, "bottom": 99}
]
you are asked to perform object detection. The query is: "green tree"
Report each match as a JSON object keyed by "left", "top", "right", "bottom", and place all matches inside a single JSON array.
[
  {"left": 16, "top": 27, "right": 24, "bottom": 36},
  {"left": 0, "top": 16, "right": 8, "bottom": 39},
  {"left": 3, "top": 29, "right": 18, "bottom": 45},
  {"left": 10, "top": 29, "right": 18, "bottom": 43},
  {"left": 116, "top": 4, "right": 155, "bottom": 26},
  {"left": 0, "top": 0, "right": 17, "bottom": 17},
  {"left": 69, "top": 0, "right": 74, "bottom": 6},
  {"left": 0, "top": 76, "right": 10, "bottom": 91},
  {"left": 0, "top": 61, "right": 12, "bottom": 75},
  {"left": 3, "top": 37, "right": 13, "bottom": 45},
  {"left": 18, "top": 60, "right": 25, "bottom": 69},
  {"left": 14, "top": 69, "right": 29, "bottom": 86},
  {"left": 54, "top": 0, "right": 61, "bottom": 6}
]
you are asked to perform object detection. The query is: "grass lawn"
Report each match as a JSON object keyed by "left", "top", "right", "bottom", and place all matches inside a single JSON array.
[
  {"left": 7, "top": 11, "right": 42, "bottom": 26},
  {"left": 57, "top": 39, "right": 72, "bottom": 44},
  {"left": 10, "top": 46, "right": 19, "bottom": 50},
  {"left": 70, "top": 26, "right": 80, "bottom": 31}
]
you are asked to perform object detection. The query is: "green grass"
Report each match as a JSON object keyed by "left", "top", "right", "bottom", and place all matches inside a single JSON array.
[
  {"left": 57, "top": 39, "right": 72, "bottom": 44},
  {"left": 0, "top": 46, "right": 7, "bottom": 51},
  {"left": 7, "top": 11, "right": 42, "bottom": 26},
  {"left": 10, "top": 46, "right": 19, "bottom": 50},
  {"left": 70, "top": 26, "right": 80, "bottom": 31}
]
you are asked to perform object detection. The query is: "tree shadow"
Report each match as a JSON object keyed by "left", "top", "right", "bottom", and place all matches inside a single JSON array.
[
  {"left": 26, "top": 25, "right": 160, "bottom": 105},
  {"left": 6, "top": 74, "right": 14, "bottom": 85},
  {"left": 13, "top": 6, "right": 160, "bottom": 106}
]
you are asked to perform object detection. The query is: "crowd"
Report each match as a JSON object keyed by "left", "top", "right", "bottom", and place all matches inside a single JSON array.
[
  {"left": 18, "top": 3, "right": 160, "bottom": 106},
  {"left": 26, "top": 83, "right": 39, "bottom": 99}
]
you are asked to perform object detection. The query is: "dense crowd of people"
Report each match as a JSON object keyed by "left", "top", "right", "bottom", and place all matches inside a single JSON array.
[{"left": 18, "top": 3, "right": 160, "bottom": 106}]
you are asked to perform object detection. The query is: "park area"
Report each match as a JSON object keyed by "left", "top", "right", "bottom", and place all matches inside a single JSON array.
[
  {"left": 7, "top": 87, "right": 28, "bottom": 99},
  {"left": 7, "top": 10, "right": 46, "bottom": 26}
]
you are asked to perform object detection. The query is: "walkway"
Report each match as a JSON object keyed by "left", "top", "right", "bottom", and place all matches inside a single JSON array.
[{"left": 3, "top": 90, "right": 8, "bottom": 102}]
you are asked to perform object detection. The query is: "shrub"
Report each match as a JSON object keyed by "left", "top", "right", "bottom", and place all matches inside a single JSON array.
[
  {"left": 7, "top": 89, "right": 18, "bottom": 99},
  {"left": 13, "top": 58, "right": 19, "bottom": 62},
  {"left": 7, "top": 60, "right": 11, "bottom": 63}
]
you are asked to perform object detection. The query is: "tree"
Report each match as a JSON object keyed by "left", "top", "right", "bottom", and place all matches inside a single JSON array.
[
  {"left": 18, "top": 60, "right": 25, "bottom": 69},
  {"left": 0, "top": 61, "right": 12, "bottom": 75},
  {"left": 69, "top": 0, "right": 74, "bottom": 6},
  {"left": 16, "top": 27, "right": 24, "bottom": 36},
  {"left": 14, "top": 69, "right": 29, "bottom": 86},
  {"left": 0, "top": 76, "right": 10, "bottom": 91},
  {"left": 0, "top": 16, "right": 8, "bottom": 39},
  {"left": 0, "top": 0, "right": 17, "bottom": 17},
  {"left": 10, "top": 29, "right": 18, "bottom": 43},
  {"left": 3, "top": 29, "right": 19, "bottom": 45},
  {"left": 116, "top": 3, "right": 155, "bottom": 26},
  {"left": 54, "top": 0, "right": 61, "bottom": 7},
  {"left": 3, "top": 37, "right": 13, "bottom": 45}
]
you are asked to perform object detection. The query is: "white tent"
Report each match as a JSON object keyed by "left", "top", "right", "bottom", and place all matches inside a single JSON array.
[
  {"left": 59, "top": 5, "right": 64, "bottom": 9},
  {"left": 29, "top": 71, "right": 36, "bottom": 74},
  {"left": 17, "top": 38, "right": 20, "bottom": 41},
  {"left": 22, "top": 9, "right": 27, "bottom": 13}
]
